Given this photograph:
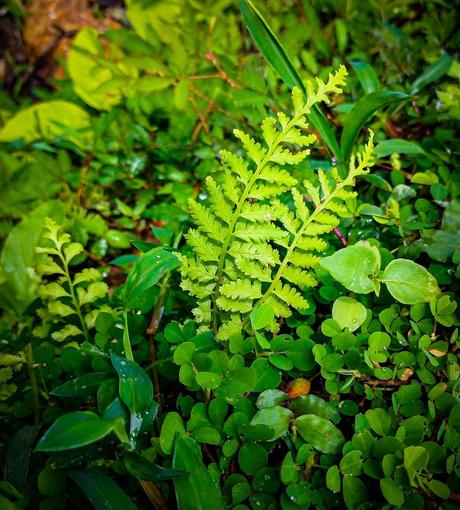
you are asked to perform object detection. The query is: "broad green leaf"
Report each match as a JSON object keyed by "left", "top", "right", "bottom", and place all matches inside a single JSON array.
[
  {"left": 350, "top": 60, "right": 380, "bottom": 94},
  {"left": 411, "top": 54, "right": 453, "bottom": 95},
  {"left": 374, "top": 139, "right": 426, "bottom": 158},
  {"left": 110, "top": 353, "right": 154, "bottom": 415},
  {"left": 123, "top": 247, "right": 179, "bottom": 309},
  {"left": 381, "top": 259, "right": 440, "bottom": 304},
  {"left": 404, "top": 446, "right": 429, "bottom": 483},
  {"left": 69, "top": 469, "right": 136, "bottom": 510},
  {"left": 51, "top": 373, "right": 112, "bottom": 397},
  {"left": 238, "top": 443, "right": 268, "bottom": 474},
  {"left": 341, "top": 91, "right": 409, "bottom": 163},
  {"left": 295, "top": 414, "right": 344, "bottom": 454},
  {"left": 365, "top": 408, "right": 392, "bottom": 435},
  {"left": 250, "top": 406, "right": 293, "bottom": 440},
  {"left": 239, "top": 0, "right": 341, "bottom": 161},
  {"left": 428, "top": 479, "right": 450, "bottom": 499},
  {"left": 68, "top": 28, "right": 137, "bottom": 110},
  {"left": 250, "top": 304, "right": 274, "bottom": 331},
  {"left": 289, "top": 395, "right": 339, "bottom": 422},
  {"left": 124, "top": 451, "right": 186, "bottom": 482},
  {"left": 380, "top": 478, "right": 405, "bottom": 506},
  {"left": 35, "top": 412, "right": 118, "bottom": 452},
  {"left": 343, "top": 475, "right": 369, "bottom": 509},
  {"left": 0, "top": 101, "right": 92, "bottom": 147},
  {"left": 340, "top": 450, "right": 362, "bottom": 475},
  {"left": 320, "top": 241, "right": 381, "bottom": 294},
  {"left": 173, "top": 435, "right": 225, "bottom": 510},
  {"left": 332, "top": 297, "right": 367, "bottom": 332},
  {"left": 216, "top": 368, "right": 256, "bottom": 402}
]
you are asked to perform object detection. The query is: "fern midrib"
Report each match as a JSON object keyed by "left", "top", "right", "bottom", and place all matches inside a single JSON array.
[
  {"left": 254, "top": 175, "right": 355, "bottom": 312},
  {"left": 210, "top": 107, "right": 312, "bottom": 331}
]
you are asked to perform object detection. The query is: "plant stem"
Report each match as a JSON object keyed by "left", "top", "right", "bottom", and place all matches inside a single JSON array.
[
  {"left": 122, "top": 311, "right": 134, "bottom": 361},
  {"left": 24, "top": 343, "right": 40, "bottom": 426}
]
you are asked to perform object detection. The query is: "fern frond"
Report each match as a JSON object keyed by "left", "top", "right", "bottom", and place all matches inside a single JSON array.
[
  {"left": 222, "top": 172, "right": 242, "bottom": 204},
  {"left": 272, "top": 201, "right": 300, "bottom": 235},
  {"left": 188, "top": 200, "right": 225, "bottom": 243},
  {"left": 318, "top": 169, "right": 332, "bottom": 197},
  {"left": 192, "top": 300, "right": 211, "bottom": 325},
  {"left": 258, "top": 165, "right": 297, "bottom": 187},
  {"left": 249, "top": 182, "right": 293, "bottom": 200},
  {"left": 234, "top": 222, "right": 287, "bottom": 243},
  {"left": 270, "top": 146, "right": 309, "bottom": 165},
  {"left": 240, "top": 203, "right": 276, "bottom": 223},
  {"left": 229, "top": 242, "right": 280, "bottom": 266},
  {"left": 262, "top": 117, "right": 278, "bottom": 146},
  {"left": 273, "top": 282, "right": 309, "bottom": 311},
  {"left": 292, "top": 188, "right": 309, "bottom": 222},
  {"left": 234, "top": 257, "right": 272, "bottom": 282},
  {"left": 314, "top": 211, "right": 340, "bottom": 226},
  {"left": 206, "top": 176, "right": 233, "bottom": 224},
  {"left": 296, "top": 236, "right": 327, "bottom": 252},
  {"left": 282, "top": 265, "right": 317, "bottom": 288},
  {"left": 303, "top": 180, "right": 321, "bottom": 206},
  {"left": 216, "top": 296, "right": 253, "bottom": 313},
  {"left": 304, "top": 222, "right": 336, "bottom": 236},
  {"left": 217, "top": 315, "right": 243, "bottom": 341},
  {"left": 233, "top": 129, "right": 266, "bottom": 165},
  {"left": 220, "top": 279, "right": 262, "bottom": 300},
  {"left": 289, "top": 252, "right": 321, "bottom": 268},
  {"left": 180, "top": 279, "right": 215, "bottom": 299},
  {"left": 178, "top": 254, "right": 216, "bottom": 283},
  {"left": 185, "top": 229, "right": 220, "bottom": 261},
  {"left": 265, "top": 295, "right": 291, "bottom": 318},
  {"left": 220, "top": 150, "right": 252, "bottom": 185}
]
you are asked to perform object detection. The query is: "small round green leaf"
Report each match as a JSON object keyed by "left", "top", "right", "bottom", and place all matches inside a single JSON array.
[{"left": 332, "top": 297, "right": 368, "bottom": 332}]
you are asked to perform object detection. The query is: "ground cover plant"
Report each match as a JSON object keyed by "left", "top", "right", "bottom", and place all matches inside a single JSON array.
[{"left": 0, "top": 0, "right": 459, "bottom": 509}]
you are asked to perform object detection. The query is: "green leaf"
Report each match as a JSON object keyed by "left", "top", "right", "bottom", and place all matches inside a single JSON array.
[
  {"left": 381, "top": 259, "right": 440, "bottom": 304},
  {"left": 123, "top": 247, "right": 179, "bottom": 309},
  {"left": 326, "top": 465, "right": 341, "bottom": 493},
  {"left": 51, "top": 373, "right": 112, "bottom": 397},
  {"left": 173, "top": 435, "right": 225, "bottom": 510},
  {"left": 250, "top": 406, "right": 293, "bottom": 440},
  {"left": 428, "top": 479, "right": 450, "bottom": 499},
  {"left": 160, "top": 412, "right": 185, "bottom": 455},
  {"left": 340, "top": 450, "right": 362, "bottom": 475},
  {"left": 0, "top": 101, "right": 91, "bottom": 147},
  {"left": 320, "top": 241, "right": 381, "bottom": 294},
  {"left": 411, "top": 54, "right": 453, "bottom": 95},
  {"left": 35, "top": 412, "right": 118, "bottom": 452},
  {"left": 69, "top": 469, "right": 136, "bottom": 510},
  {"left": 216, "top": 368, "right": 256, "bottom": 402},
  {"left": 404, "top": 446, "right": 428, "bottom": 483},
  {"left": 238, "top": 443, "right": 268, "bottom": 475},
  {"left": 332, "top": 297, "right": 367, "bottom": 332},
  {"left": 374, "top": 139, "right": 426, "bottom": 158},
  {"left": 0, "top": 203, "right": 62, "bottom": 316},
  {"left": 124, "top": 451, "right": 186, "bottom": 482},
  {"left": 365, "top": 408, "right": 392, "bottom": 436},
  {"left": 295, "top": 414, "right": 344, "bottom": 454},
  {"left": 341, "top": 91, "right": 409, "bottom": 163},
  {"left": 343, "top": 475, "right": 369, "bottom": 509},
  {"left": 250, "top": 304, "right": 275, "bottom": 331},
  {"left": 239, "top": 0, "right": 341, "bottom": 161},
  {"left": 110, "top": 353, "right": 154, "bottom": 415},
  {"left": 350, "top": 60, "right": 380, "bottom": 94},
  {"left": 380, "top": 478, "right": 405, "bottom": 506}
]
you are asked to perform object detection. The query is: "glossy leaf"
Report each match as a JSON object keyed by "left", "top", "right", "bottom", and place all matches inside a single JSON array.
[
  {"left": 381, "top": 259, "right": 440, "bottom": 304},
  {"left": 239, "top": 0, "right": 341, "bottom": 160},
  {"left": 332, "top": 297, "right": 367, "bottom": 332},
  {"left": 111, "top": 353, "right": 153, "bottom": 412},
  {"left": 411, "top": 53, "right": 453, "bottom": 95},
  {"left": 374, "top": 139, "right": 425, "bottom": 158},
  {"left": 341, "top": 91, "right": 409, "bottom": 162},
  {"left": 124, "top": 451, "right": 186, "bottom": 482},
  {"left": 295, "top": 414, "right": 344, "bottom": 453},
  {"left": 51, "top": 373, "right": 112, "bottom": 397},
  {"left": 123, "top": 247, "right": 179, "bottom": 309},
  {"left": 350, "top": 60, "right": 380, "bottom": 94},
  {"left": 35, "top": 412, "right": 118, "bottom": 452},
  {"left": 69, "top": 469, "right": 137, "bottom": 510},
  {"left": 173, "top": 435, "right": 225, "bottom": 510}
]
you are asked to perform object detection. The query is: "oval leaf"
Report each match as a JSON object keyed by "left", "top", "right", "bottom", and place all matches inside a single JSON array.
[
  {"left": 295, "top": 414, "right": 344, "bottom": 454},
  {"left": 381, "top": 259, "right": 440, "bottom": 304}
]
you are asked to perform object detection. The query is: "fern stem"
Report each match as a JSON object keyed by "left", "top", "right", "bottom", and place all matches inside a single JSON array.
[
  {"left": 58, "top": 253, "right": 89, "bottom": 342},
  {"left": 211, "top": 109, "right": 309, "bottom": 331},
  {"left": 255, "top": 175, "right": 356, "bottom": 312}
]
